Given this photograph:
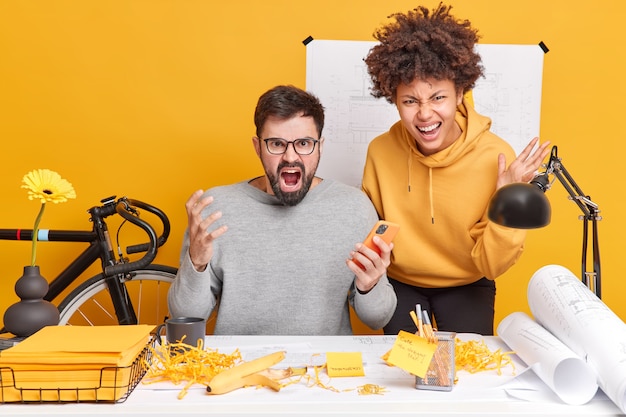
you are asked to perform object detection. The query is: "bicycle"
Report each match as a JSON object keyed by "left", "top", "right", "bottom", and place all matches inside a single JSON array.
[{"left": 0, "top": 195, "right": 177, "bottom": 329}]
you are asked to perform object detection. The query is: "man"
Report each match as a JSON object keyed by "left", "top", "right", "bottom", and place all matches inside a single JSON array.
[{"left": 168, "top": 85, "right": 397, "bottom": 335}]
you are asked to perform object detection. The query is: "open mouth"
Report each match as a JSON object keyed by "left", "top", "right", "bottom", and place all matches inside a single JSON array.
[
  {"left": 280, "top": 169, "right": 302, "bottom": 190},
  {"left": 417, "top": 122, "right": 441, "bottom": 138}
]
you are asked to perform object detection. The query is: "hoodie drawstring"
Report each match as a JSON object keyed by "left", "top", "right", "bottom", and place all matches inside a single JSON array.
[
  {"left": 407, "top": 155, "right": 412, "bottom": 192},
  {"left": 428, "top": 167, "right": 434, "bottom": 224},
  {"left": 408, "top": 153, "right": 435, "bottom": 224}
]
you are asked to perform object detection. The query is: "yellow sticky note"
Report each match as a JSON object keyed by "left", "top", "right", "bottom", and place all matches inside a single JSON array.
[
  {"left": 386, "top": 330, "right": 437, "bottom": 378},
  {"left": 326, "top": 352, "right": 365, "bottom": 377}
]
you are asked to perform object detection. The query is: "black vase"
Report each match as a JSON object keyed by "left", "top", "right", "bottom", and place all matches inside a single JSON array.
[{"left": 3, "top": 265, "right": 60, "bottom": 337}]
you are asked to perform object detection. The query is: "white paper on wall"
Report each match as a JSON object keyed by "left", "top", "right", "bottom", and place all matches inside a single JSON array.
[{"left": 305, "top": 40, "right": 544, "bottom": 188}]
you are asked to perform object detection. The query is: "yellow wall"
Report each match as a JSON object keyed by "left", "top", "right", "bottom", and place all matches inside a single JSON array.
[{"left": 1, "top": 0, "right": 624, "bottom": 333}]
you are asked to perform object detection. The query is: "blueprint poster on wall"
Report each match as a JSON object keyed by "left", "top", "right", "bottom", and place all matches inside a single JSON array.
[{"left": 305, "top": 40, "right": 544, "bottom": 188}]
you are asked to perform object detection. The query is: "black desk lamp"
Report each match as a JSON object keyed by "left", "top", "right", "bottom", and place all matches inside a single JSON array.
[{"left": 488, "top": 146, "right": 602, "bottom": 298}]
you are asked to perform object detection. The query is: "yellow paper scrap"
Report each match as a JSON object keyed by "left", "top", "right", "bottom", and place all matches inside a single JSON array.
[
  {"left": 325, "top": 352, "right": 365, "bottom": 377},
  {"left": 386, "top": 330, "right": 437, "bottom": 378}
]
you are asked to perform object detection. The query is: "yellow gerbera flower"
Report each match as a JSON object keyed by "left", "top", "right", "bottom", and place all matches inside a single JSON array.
[
  {"left": 22, "top": 169, "right": 77, "bottom": 203},
  {"left": 21, "top": 169, "right": 76, "bottom": 266}
]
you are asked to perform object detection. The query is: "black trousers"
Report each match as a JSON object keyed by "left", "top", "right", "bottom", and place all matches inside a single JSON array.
[{"left": 383, "top": 277, "right": 496, "bottom": 336}]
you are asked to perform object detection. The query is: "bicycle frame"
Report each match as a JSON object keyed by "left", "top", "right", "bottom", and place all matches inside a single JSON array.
[{"left": 0, "top": 195, "right": 171, "bottom": 326}]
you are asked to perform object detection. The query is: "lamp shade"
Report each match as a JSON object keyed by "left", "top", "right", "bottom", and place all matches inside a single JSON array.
[{"left": 488, "top": 183, "right": 551, "bottom": 229}]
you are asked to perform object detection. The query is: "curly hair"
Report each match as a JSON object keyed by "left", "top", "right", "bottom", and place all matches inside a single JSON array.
[{"left": 365, "top": 3, "right": 483, "bottom": 104}]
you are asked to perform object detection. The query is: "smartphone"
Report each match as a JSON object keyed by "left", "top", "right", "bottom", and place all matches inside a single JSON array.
[{"left": 352, "top": 220, "right": 400, "bottom": 269}]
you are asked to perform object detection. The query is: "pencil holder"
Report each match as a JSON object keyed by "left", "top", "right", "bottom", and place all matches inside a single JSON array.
[{"left": 415, "top": 331, "right": 456, "bottom": 391}]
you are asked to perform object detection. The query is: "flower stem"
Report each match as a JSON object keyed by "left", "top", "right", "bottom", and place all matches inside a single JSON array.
[{"left": 31, "top": 203, "right": 46, "bottom": 267}]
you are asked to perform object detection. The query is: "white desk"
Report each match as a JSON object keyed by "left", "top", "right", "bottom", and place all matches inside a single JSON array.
[{"left": 1, "top": 335, "right": 625, "bottom": 416}]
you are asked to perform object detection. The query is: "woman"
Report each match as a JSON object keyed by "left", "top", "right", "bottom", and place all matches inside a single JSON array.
[{"left": 362, "top": 3, "right": 550, "bottom": 335}]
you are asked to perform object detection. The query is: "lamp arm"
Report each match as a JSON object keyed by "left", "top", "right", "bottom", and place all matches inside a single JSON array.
[
  {"left": 542, "top": 146, "right": 602, "bottom": 297},
  {"left": 551, "top": 165, "right": 597, "bottom": 219},
  {"left": 544, "top": 146, "right": 601, "bottom": 221}
]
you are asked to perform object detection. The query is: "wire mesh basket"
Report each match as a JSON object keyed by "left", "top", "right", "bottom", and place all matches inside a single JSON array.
[
  {"left": 0, "top": 336, "right": 155, "bottom": 403},
  {"left": 415, "top": 331, "right": 456, "bottom": 391}
]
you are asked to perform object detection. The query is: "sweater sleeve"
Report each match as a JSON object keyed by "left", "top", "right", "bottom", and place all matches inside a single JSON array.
[
  {"left": 167, "top": 231, "right": 220, "bottom": 319},
  {"left": 348, "top": 197, "right": 398, "bottom": 330},
  {"left": 351, "top": 274, "right": 397, "bottom": 330}
]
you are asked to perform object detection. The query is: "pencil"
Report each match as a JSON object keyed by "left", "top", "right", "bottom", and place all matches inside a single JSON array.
[{"left": 409, "top": 310, "right": 420, "bottom": 331}]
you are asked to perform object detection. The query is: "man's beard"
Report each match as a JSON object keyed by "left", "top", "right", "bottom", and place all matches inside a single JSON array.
[{"left": 267, "top": 161, "right": 316, "bottom": 206}]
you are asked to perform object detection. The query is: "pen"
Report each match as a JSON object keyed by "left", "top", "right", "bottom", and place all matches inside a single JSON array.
[
  {"left": 422, "top": 310, "right": 437, "bottom": 343},
  {"left": 416, "top": 304, "right": 424, "bottom": 337}
]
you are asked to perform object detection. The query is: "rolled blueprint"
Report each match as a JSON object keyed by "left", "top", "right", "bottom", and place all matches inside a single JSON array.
[
  {"left": 526, "top": 264, "right": 626, "bottom": 413},
  {"left": 497, "top": 311, "right": 598, "bottom": 405}
]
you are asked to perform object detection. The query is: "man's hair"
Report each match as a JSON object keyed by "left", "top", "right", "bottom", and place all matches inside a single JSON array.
[
  {"left": 254, "top": 85, "right": 325, "bottom": 138},
  {"left": 364, "top": 3, "right": 483, "bottom": 104}
]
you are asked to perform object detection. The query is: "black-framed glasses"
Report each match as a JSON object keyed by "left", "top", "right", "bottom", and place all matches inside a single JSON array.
[{"left": 262, "top": 138, "right": 320, "bottom": 155}]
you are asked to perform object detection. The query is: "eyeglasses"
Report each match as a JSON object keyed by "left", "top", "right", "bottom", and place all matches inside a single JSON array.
[{"left": 262, "top": 137, "right": 320, "bottom": 155}]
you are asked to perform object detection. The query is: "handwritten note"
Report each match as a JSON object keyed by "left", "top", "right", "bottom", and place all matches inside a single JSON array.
[
  {"left": 386, "top": 331, "right": 437, "bottom": 378},
  {"left": 326, "top": 352, "right": 365, "bottom": 377}
]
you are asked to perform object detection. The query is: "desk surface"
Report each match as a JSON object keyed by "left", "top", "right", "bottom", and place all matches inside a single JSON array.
[{"left": 1, "top": 334, "right": 624, "bottom": 416}]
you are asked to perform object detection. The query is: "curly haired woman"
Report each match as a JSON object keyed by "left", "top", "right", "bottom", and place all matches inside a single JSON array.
[{"left": 362, "top": 3, "right": 550, "bottom": 335}]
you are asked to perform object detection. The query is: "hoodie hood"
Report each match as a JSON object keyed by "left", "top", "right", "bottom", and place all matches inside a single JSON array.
[{"left": 401, "top": 98, "right": 493, "bottom": 222}]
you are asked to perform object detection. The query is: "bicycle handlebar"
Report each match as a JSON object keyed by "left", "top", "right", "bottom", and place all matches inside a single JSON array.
[
  {"left": 100, "top": 197, "right": 171, "bottom": 277},
  {"left": 125, "top": 199, "right": 171, "bottom": 254}
]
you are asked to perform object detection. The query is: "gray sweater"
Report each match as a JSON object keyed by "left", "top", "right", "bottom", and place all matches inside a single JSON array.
[{"left": 168, "top": 179, "right": 397, "bottom": 335}]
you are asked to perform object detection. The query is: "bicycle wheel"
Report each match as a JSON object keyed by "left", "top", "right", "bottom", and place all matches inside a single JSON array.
[{"left": 57, "top": 265, "right": 177, "bottom": 326}]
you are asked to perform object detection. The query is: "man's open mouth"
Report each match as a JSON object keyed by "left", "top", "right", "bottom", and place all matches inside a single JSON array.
[{"left": 281, "top": 169, "right": 301, "bottom": 189}]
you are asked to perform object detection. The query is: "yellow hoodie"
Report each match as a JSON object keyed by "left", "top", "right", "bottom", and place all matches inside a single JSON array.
[{"left": 361, "top": 99, "right": 526, "bottom": 288}]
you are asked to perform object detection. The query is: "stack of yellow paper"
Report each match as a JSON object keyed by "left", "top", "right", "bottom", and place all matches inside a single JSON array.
[{"left": 0, "top": 325, "right": 154, "bottom": 402}]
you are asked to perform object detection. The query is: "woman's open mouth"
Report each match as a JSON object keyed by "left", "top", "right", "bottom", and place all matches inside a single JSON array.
[{"left": 417, "top": 122, "right": 441, "bottom": 139}]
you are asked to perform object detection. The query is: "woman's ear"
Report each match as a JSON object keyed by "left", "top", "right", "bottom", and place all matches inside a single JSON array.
[{"left": 457, "top": 89, "right": 464, "bottom": 106}]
